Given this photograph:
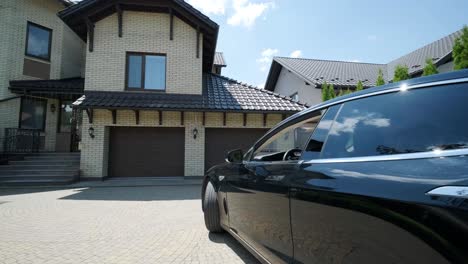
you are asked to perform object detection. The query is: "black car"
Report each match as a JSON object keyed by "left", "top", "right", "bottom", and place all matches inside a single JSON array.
[{"left": 201, "top": 70, "right": 468, "bottom": 264}]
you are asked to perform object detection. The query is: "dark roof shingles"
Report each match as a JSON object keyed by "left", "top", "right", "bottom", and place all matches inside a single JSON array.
[
  {"left": 214, "top": 52, "right": 227, "bottom": 67},
  {"left": 9, "top": 77, "right": 84, "bottom": 94},
  {"left": 74, "top": 74, "right": 306, "bottom": 113}
]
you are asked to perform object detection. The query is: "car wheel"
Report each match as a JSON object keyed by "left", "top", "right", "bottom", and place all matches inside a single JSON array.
[{"left": 203, "top": 181, "right": 223, "bottom": 233}]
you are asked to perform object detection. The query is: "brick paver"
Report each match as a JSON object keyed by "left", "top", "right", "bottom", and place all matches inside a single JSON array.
[{"left": 0, "top": 185, "right": 259, "bottom": 264}]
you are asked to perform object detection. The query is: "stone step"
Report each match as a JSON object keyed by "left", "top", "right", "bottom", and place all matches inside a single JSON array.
[
  {"left": 0, "top": 175, "right": 78, "bottom": 186},
  {"left": 1, "top": 164, "right": 80, "bottom": 170},
  {"left": 0, "top": 169, "right": 79, "bottom": 176},
  {"left": 24, "top": 156, "right": 80, "bottom": 161},
  {"left": 9, "top": 160, "right": 80, "bottom": 166}
]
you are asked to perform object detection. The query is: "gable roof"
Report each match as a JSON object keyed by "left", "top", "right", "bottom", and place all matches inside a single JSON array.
[
  {"left": 214, "top": 52, "right": 227, "bottom": 67},
  {"left": 58, "top": 0, "right": 219, "bottom": 72},
  {"left": 265, "top": 28, "right": 463, "bottom": 91},
  {"left": 73, "top": 73, "right": 307, "bottom": 113}
]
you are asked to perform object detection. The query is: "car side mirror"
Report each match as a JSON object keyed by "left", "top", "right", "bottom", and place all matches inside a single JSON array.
[{"left": 226, "top": 149, "right": 243, "bottom": 163}]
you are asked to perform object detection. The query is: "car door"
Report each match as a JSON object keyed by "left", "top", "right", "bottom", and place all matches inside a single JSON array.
[
  {"left": 290, "top": 84, "right": 468, "bottom": 264},
  {"left": 226, "top": 111, "right": 323, "bottom": 264}
]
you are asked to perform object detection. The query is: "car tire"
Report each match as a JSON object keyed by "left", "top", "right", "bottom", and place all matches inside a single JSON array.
[{"left": 203, "top": 181, "right": 223, "bottom": 233}]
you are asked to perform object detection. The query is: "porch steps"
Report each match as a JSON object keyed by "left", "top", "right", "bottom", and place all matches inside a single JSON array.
[{"left": 0, "top": 153, "right": 80, "bottom": 186}]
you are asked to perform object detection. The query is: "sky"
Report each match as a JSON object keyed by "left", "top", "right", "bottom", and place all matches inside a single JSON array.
[{"left": 186, "top": 0, "right": 468, "bottom": 88}]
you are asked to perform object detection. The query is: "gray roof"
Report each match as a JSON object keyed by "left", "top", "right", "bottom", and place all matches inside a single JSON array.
[
  {"left": 387, "top": 30, "right": 462, "bottom": 78},
  {"left": 273, "top": 57, "right": 386, "bottom": 88},
  {"left": 265, "top": 29, "right": 463, "bottom": 91},
  {"left": 73, "top": 73, "right": 307, "bottom": 113},
  {"left": 214, "top": 52, "right": 227, "bottom": 67}
]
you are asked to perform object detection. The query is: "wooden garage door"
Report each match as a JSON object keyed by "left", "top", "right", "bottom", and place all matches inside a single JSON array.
[
  {"left": 109, "top": 127, "right": 185, "bottom": 177},
  {"left": 205, "top": 128, "right": 268, "bottom": 171}
]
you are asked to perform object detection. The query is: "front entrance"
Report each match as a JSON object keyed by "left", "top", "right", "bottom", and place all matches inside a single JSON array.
[
  {"left": 108, "top": 127, "right": 185, "bottom": 177},
  {"left": 56, "top": 100, "right": 81, "bottom": 152}
]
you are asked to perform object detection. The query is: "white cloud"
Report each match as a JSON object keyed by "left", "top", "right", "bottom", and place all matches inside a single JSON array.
[
  {"left": 290, "top": 50, "right": 302, "bottom": 58},
  {"left": 367, "top": 35, "right": 377, "bottom": 41},
  {"left": 227, "top": 0, "right": 275, "bottom": 28},
  {"left": 256, "top": 48, "right": 278, "bottom": 72},
  {"left": 351, "top": 59, "right": 361, "bottom": 63},
  {"left": 186, "top": 0, "right": 228, "bottom": 15}
]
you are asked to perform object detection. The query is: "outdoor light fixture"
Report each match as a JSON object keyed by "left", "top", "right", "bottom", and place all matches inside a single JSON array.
[
  {"left": 88, "top": 127, "right": 95, "bottom": 139},
  {"left": 192, "top": 128, "right": 198, "bottom": 139},
  {"left": 50, "top": 104, "right": 56, "bottom": 113}
]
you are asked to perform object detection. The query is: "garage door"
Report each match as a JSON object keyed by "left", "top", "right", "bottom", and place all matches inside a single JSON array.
[
  {"left": 108, "top": 127, "right": 185, "bottom": 177},
  {"left": 205, "top": 128, "right": 268, "bottom": 171}
]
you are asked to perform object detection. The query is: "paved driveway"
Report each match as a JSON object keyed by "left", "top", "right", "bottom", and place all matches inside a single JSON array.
[{"left": 0, "top": 185, "right": 259, "bottom": 264}]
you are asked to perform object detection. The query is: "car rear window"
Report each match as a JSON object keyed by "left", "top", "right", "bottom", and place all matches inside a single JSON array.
[{"left": 321, "top": 83, "right": 468, "bottom": 159}]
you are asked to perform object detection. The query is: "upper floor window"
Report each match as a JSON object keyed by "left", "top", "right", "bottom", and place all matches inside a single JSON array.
[
  {"left": 126, "top": 53, "right": 166, "bottom": 91},
  {"left": 25, "top": 22, "right": 52, "bottom": 61}
]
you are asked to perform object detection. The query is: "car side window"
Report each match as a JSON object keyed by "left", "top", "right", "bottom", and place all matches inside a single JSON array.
[
  {"left": 252, "top": 111, "right": 323, "bottom": 162},
  {"left": 301, "top": 105, "right": 341, "bottom": 160},
  {"left": 321, "top": 84, "right": 468, "bottom": 159}
]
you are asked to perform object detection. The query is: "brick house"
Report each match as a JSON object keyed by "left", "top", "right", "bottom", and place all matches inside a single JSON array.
[
  {"left": 265, "top": 29, "right": 463, "bottom": 106},
  {"left": 0, "top": 0, "right": 306, "bottom": 180}
]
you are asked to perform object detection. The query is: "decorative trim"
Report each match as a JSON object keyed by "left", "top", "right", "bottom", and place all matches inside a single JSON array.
[
  {"left": 304, "top": 148, "right": 468, "bottom": 164},
  {"left": 85, "top": 18, "right": 95, "bottom": 52},
  {"left": 85, "top": 108, "right": 93, "bottom": 124},
  {"left": 111, "top": 109, "right": 116, "bottom": 124},
  {"left": 134, "top": 110, "right": 139, "bottom": 125},
  {"left": 169, "top": 8, "right": 174, "bottom": 41},
  {"left": 116, "top": 4, "right": 123, "bottom": 38}
]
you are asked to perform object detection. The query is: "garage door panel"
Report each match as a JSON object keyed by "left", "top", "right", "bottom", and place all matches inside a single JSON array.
[
  {"left": 109, "top": 127, "right": 185, "bottom": 177},
  {"left": 205, "top": 128, "right": 268, "bottom": 171}
]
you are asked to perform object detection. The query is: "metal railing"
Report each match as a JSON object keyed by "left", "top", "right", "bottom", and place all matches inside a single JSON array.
[{"left": 2, "top": 128, "right": 41, "bottom": 154}]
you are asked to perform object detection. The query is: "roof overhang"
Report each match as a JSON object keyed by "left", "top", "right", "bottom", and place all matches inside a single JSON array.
[
  {"left": 58, "top": 0, "right": 219, "bottom": 72},
  {"left": 9, "top": 78, "right": 84, "bottom": 99}
]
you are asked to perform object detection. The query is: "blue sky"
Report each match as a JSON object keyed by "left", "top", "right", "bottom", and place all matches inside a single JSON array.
[{"left": 188, "top": 0, "right": 468, "bottom": 88}]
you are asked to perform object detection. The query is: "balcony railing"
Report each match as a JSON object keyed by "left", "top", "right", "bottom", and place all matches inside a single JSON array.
[{"left": 2, "top": 128, "right": 41, "bottom": 154}]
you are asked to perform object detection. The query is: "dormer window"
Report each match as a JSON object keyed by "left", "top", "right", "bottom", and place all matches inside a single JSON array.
[
  {"left": 25, "top": 22, "right": 52, "bottom": 61},
  {"left": 126, "top": 52, "right": 166, "bottom": 91}
]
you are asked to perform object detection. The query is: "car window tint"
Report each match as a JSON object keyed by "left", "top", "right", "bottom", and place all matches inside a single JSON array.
[
  {"left": 252, "top": 112, "right": 323, "bottom": 162},
  {"left": 302, "top": 105, "right": 341, "bottom": 160},
  {"left": 321, "top": 84, "right": 468, "bottom": 159}
]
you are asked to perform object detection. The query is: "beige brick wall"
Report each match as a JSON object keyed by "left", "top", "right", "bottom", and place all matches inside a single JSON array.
[
  {"left": 84, "top": 12, "right": 203, "bottom": 94},
  {"left": 80, "top": 110, "right": 283, "bottom": 178},
  {"left": 0, "top": 0, "right": 84, "bottom": 151}
]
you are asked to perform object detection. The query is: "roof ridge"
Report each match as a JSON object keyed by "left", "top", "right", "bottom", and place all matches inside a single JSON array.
[
  {"left": 274, "top": 56, "right": 386, "bottom": 66},
  {"left": 208, "top": 73, "right": 309, "bottom": 107}
]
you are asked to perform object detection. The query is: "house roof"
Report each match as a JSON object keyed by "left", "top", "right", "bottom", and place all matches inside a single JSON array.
[
  {"left": 214, "top": 52, "right": 227, "bottom": 67},
  {"left": 265, "top": 57, "right": 386, "bottom": 90},
  {"left": 73, "top": 73, "right": 307, "bottom": 113},
  {"left": 58, "top": 0, "right": 219, "bottom": 72},
  {"left": 265, "top": 28, "right": 463, "bottom": 91},
  {"left": 386, "top": 30, "right": 463, "bottom": 78},
  {"left": 9, "top": 77, "right": 84, "bottom": 97}
]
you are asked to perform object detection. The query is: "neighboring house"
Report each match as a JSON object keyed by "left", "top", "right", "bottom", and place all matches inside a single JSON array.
[
  {"left": 0, "top": 0, "right": 306, "bottom": 179},
  {"left": 265, "top": 29, "right": 463, "bottom": 106},
  {"left": 0, "top": 0, "right": 85, "bottom": 153}
]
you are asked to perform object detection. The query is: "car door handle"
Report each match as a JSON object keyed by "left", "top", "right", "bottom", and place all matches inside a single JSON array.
[{"left": 426, "top": 186, "right": 468, "bottom": 198}]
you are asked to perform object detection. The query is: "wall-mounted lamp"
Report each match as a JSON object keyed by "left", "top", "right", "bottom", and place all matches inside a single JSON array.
[
  {"left": 192, "top": 128, "right": 198, "bottom": 139},
  {"left": 50, "top": 104, "right": 56, "bottom": 113},
  {"left": 88, "top": 127, "right": 95, "bottom": 139}
]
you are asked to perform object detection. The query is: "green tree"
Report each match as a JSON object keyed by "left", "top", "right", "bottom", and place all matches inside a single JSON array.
[
  {"left": 346, "top": 87, "right": 352, "bottom": 94},
  {"left": 453, "top": 26, "right": 468, "bottom": 70},
  {"left": 356, "top": 80, "right": 363, "bottom": 91},
  {"left": 376, "top": 69, "right": 385, "bottom": 86},
  {"left": 328, "top": 84, "right": 336, "bottom": 99},
  {"left": 337, "top": 89, "right": 345, "bottom": 97},
  {"left": 393, "top": 65, "right": 410, "bottom": 82},
  {"left": 321, "top": 82, "right": 329, "bottom": 101},
  {"left": 422, "top": 58, "right": 439, "bottom": 76}
]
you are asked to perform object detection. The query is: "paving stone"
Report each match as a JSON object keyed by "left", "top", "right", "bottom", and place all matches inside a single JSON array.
[{"left": 0, "top": 185, "right": 259, "bottom": 264}]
